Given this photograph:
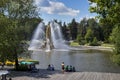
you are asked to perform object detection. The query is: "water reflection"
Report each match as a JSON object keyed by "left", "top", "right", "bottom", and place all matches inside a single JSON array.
[{"left": 30, "top": 50, "right": 120, "bottom": 73}]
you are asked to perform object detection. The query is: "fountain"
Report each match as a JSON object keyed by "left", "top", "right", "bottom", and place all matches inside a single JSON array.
[{"left": 28, "top": 21, "right": 69, "bottom": 51}]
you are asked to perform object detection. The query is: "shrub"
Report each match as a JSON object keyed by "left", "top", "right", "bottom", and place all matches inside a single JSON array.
[
  {"left": 17, "top": 64, "right": 29, "bottom": 71},
  {"left": 77, "top": 34, "right": 86, "bottom": 45},
  {"left": 89, "top": 37, "right": 101, "bottom": 46},
  {"left": 111, "top": 54, "right": 120, "bottom": 65},
  {"left": 111, "top": 26, "right": 120, "bottom": 65},
  {"left": 79, "top": 40, "right": 86, "bottom": 45},
  {"left": 85, "top": 29, "right": 94, "bottom": 43}
]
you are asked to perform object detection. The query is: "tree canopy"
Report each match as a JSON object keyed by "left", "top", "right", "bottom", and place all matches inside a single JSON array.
[
  {"left": 89, "top": 0, "right": 120, "bottom": 64},
  {"left": 0, "top": 0, "right": 41, "bottom": 70}
]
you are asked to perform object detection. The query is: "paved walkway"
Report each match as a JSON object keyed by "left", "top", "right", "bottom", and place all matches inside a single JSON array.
[{"left": 7, "top": 69, "right": 120, "bottom": 80}]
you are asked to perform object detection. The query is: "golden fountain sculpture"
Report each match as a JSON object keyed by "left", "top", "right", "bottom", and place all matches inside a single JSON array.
[{"left": 41, "top": 24, "right": 54, "bottom": 49}]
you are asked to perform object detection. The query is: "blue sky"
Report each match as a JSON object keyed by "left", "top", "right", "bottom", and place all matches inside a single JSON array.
[{"left": 35, "top": 0, "right": 96, "bottom": 24}]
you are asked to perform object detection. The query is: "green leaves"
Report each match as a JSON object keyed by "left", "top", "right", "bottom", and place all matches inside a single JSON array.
[
  {"left": 85, "top": 28, "right": 94, "bottom": 43},
  {"left": 0, "top": 0, "right": 40, "bottom": 66},
  {"left": 89, "top": 0, "right": 120, "bottom": 64},
  {"left": 68, "top": 18, "right": 78, "bottom": 40}
]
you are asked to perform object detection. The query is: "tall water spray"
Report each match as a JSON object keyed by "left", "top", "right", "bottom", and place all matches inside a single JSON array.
[
  {"left": 50, "top": 22, "right": 69, "bottom": 49},
  {"left": 28, "top": 21, "right": 69, "bottom": 51},
  {"left": 28, "top": 22, "right": 46, "bottom": 50}
]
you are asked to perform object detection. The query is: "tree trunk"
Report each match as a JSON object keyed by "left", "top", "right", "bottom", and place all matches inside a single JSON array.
[{"left": 14, "top": 49, "right": 19, "bottom": 70}]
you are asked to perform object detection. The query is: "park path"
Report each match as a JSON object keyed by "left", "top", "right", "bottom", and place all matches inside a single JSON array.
[
  {"left": 8, "top": 70, "right": 120, "bottom": 80},
  {"left": 35, "top": 72, "right": 120, "bottom": 80}
]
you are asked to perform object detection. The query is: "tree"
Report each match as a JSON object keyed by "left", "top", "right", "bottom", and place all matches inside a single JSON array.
[
  {"left": 89, "top": 0, "right": 114, "bottom": 42},
  {"left": 77, "top": 18, "right": 103, "bottom": 41},
  {"left": 77, "top": 34, "right": 85, "bottom": 45},
  {"left": 85, "top": 28, "right": 94, "bottom": 43},
  {"left": 0, "top": 0, "right": 41, "bottom": 70},
  {"left": 92, "top": 37, "right": 98, "bottom": 44},
  {"left": 62, "top": 22, "right": 68, "bottom": 40},
  {"left": 78, "top": 18, "right": 88, "bottom": 39},
  {"left": 110, "top": 25, "right": 120, "bottom": 54},
  {"left": 87, "top": 18, "right": 103, "bottom": 41},
  {"left": 89, "top": 0, "right": 120, "bottom": 64},
  {"left": 68, "top": 18, "right": 78, "bottom": 40},
  {"left": 90, "top": 37, "right": 100, "bottom": 46},
  {"left": 110, "top": 25, "right": 120, "bottom": 65},
  {"left": 109, "top": 25, "right": 118, "bottom": 43}
]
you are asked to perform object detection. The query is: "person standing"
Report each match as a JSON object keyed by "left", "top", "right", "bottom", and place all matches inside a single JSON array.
[{"left": 61, "top": 62, "right": 65, "bottom": 73}]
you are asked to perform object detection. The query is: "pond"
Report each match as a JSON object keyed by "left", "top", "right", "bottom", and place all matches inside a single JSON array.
[{"left": 30, "top": 49, "right": 120, "bottom": 73}]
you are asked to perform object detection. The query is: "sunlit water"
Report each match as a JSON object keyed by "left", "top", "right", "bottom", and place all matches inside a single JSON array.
[{"left": 29, "top": 50, "right": 120, "bottom": 73}]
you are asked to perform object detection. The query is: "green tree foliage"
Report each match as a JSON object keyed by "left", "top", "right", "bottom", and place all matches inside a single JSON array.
[
  {"left": 77, "top": 34, "right": 86, "bottom": 45},
  {"left": 90, "top": 37, "right": 100, "bottom": 46},
  {"left": 68, "top": 18, "right": 78, "bottom": 40},
  {"left": 0, "top": 0, "right": 41, "bottom": 70},
  {"left": 87, "top": 18, "right": 103, "bottom": 41},
  {"left": 111, "top": 26, "right": 120, "bottom": 65},
  {"left": 62, "top": 22, "right": 70, "bottom": 40},
  {"left": 89, "top": 0, "right": 114, "bottom": 42},
  {"left": 92, "top": 37, "right": 98, "bottom": 45},
  {"left": 109, "top": 25, "right": 118, "bottom": 43},
  {"left": 85, "top": 28, "right": 94, "bottom": 43},
  {"left": 78, "top": 18, "right": 87, "bottom": 39},
  {"left": 112, "top": 25, "right": 120, "bottom": 54},
  {"left": 77, "top": 34, "right": 81, "bottom": 44},
  {"left": 77, "top": 18, "right": 102, "bottom": 45},
  {"left": 89, "top": 0, "right": 120, "bottom": 64}
]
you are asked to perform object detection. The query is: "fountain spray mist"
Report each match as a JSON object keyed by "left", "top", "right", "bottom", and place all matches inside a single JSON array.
[{"left": 28, "top": 21, "right": 69, "bottom": 51}]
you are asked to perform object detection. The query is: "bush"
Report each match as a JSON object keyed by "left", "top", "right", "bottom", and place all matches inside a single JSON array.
[
  {"left": 79, "top": 40, "right": 86, "bottom": 45},
  {"left": 76, "top": 34, "right": 86, "bottom": 45},
  {"left": 89, "top": 37, "right": 101, "bottom": 46},
  {"left": 85, "top": 29, "right": 94, "bottom": 43},
  {"left": 77, "top": 34, "right": 81, "bottom": 43},
  {"left": 17, "top": 64, "right": 29, "bottom": 71},
  {"left": 110, "top": 26, "right": 120, "bottom": 65},
  {"left": 70, "top": 41, "right": 79, "bottom": 46},
  {"left": 111, "top": 54, "right": 120, "bottom": 65}
]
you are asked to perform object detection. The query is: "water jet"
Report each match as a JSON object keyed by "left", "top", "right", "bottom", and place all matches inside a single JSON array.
[{"left": 28, "top": 21, "right": 69, "bottom": 51}]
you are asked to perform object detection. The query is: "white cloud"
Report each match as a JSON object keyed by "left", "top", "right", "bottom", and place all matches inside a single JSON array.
[
  {"left": 88, "top": 1, "right": 97, "bottom": 7},
  {"left": 85, "top": 15, "right": 96, "bottom": 19},
  {"left": 90, "top": 3, "right": 97, "bottom": 7},
  {"left": 35, "top": 0, "right": 80, "bottom": 16},
  {"left": 35, "top": 0, "right": 50, "bottom": 7}
]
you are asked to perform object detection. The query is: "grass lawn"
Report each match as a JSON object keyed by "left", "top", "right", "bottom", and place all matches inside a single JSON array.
[
  {"left": 70, "top": 41, "right": 114, "bottom": 48},
  {"left": 70, "top": 41, "right": 79, "bottom": 46},
  {"left": 101, "top": 43, "right": 114, "bottom": 48}
]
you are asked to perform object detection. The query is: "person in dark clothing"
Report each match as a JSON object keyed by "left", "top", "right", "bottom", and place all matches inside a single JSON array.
[
  {"left": 47, "top": 64, "right": 51, "bottom": 70},
  {"left": 9, "top": 78, "right": 12, "bottom": 80},
  {"left": 70, "top": 65, "right": 73, "bottom": 72},
  {"left": 72, "top": 66, "right": 76, "bottom": 72},
  {"left": 65, "top": 65, "right": 69, "bottom": 72}
]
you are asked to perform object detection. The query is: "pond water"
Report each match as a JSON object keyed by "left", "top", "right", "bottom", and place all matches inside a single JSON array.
[{"left": 30, "top": 50, "right": 120, "bottom": 73}]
